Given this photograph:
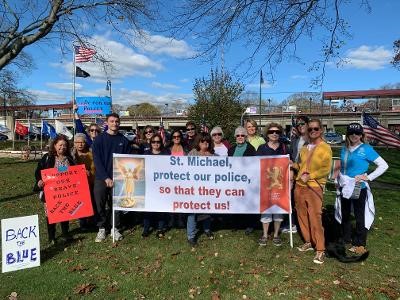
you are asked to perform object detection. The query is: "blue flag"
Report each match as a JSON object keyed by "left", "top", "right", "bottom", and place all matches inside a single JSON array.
[{"left": 42, "top": 121, "right": 57, "bottom": 139}]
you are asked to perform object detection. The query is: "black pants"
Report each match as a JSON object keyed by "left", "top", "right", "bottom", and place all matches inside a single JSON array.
[
  {"left": 94, "top": 179, "right": 120, "bottom": 230},
  {"left": 341, "top": 188, "right": 368, "bottom": 246},
  {"left": 47, "top": 218, "right": 69, "bottom": 241}
]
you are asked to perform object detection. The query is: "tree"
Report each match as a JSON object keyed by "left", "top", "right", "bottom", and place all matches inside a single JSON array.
[
  {"left": 168, "top": 0, "right": 370, "bottom": 86},
  {"left": 189, "top": 69, "right": 244, "bottom": 141},
  {"left": 0, "top": 69, "right": 35, "bottom": 107},
  {"left": 0, "top": 0, "right": 156, "bottom": 70},
  {"left": 392, "top": 39, "right": 400, "bottom": 70},
  {"left": 284, "top": 92, "right": 321, "bottom": 113},
  {"left": 127, "top": 103, "right": 161, "bottom": 117}
]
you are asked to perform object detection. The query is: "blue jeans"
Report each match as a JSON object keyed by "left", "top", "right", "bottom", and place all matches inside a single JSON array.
[{"left": 187, "top": 214, "right": 211, "bottom": 240}]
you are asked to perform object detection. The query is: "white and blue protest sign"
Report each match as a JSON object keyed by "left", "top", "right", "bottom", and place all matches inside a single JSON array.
[
  {"left": 1, "top": 215, "right": 40, "bottom": 273},
  {"left": 76, "top": 96, "right": 112, "bottom": 115}
]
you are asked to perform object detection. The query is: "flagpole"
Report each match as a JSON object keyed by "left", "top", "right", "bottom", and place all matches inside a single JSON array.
[
  {"left": 12, "top": 119, "right": 15, "bottom": 150},
  {"left": 27, "top": 118, "right": 30, "bottom": 147},
  {"left": 72, "top": 44, "right": 76, "bottom": 136},
  {"left": 259, "top": 70, "right": 262, "bottom": 129},
  {"left": 40, "top": 119, "right": 43, "bottom": 150}
]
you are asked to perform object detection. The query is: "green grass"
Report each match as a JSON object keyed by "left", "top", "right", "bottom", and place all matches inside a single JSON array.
[{"left": 0, "top": 155, "right": 399, "bottom": 299}]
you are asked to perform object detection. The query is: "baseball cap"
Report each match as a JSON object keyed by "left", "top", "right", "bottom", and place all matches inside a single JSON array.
[{"left": 347, "top": 123, "right": 363, "bottom": 135}]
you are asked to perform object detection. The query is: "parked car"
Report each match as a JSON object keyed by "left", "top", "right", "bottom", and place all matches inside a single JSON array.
[
  {"left": 324, "top": 132, "right": 343, "bottom": 144},
  {"left": 0, "top": 133, "right": 8, "bottom": 141}
]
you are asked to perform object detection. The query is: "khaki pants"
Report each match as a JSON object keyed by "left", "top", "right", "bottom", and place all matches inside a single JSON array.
[{"left": 294, "top": 184, "right": 325, "bottom": 251}]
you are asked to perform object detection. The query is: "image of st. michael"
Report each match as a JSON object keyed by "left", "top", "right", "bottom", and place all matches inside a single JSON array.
[{"left": 116, "top": 160, "right": 143, "bottom": 208}]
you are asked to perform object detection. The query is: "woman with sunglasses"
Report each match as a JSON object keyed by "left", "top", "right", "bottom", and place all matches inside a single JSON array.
[
  {"left": 139, "top": 125, "right": 155, "bottom": 154},
  {"left": 168, "top": 129, "right": 188, "bottom": 228},
  {"left": 292, "top": 119, "right": 332, "bottom": 264},
  {"left": 256, "top": 123, "right": 288, "bottom": 247},
  {"left": 245, "top": 119, "right": 265, "bottom": 151},
  {"left": 228, "top": 127, "right": 257, "bottom": 234},
  {"left": 169, "top": 129, "right": 188, "bottom": 156},
  {"left": 187, "top": 132, "right": 215, "bottom": 246},
  {"left": 335, "top": 123, "right": 388, "bottom": 255},
  {"left": 211, "top": 126, "right": 231, "bottom": 156},
  {"left": 143, "top": 134, "right": 171, "bottom": 238}
]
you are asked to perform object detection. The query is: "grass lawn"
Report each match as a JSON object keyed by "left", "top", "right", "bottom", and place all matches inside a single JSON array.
[{"left": 0, "top": 152, "right": 399, "bottom": 299}]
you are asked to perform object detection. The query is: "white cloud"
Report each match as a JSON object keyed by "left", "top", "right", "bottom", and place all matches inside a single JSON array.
[
  {"left": 246, "top": 82, "right": 272, "bottom": 89},
  {"left": 291, "top": 75, "right": 307, "bottom": 80},
  {"left": 46, "top": 82, "right": 82, "bottom": 90},
  {"left": 341, "top": 45, "right": 391, "bottom": 70},
  {"left": 57, "top": 35, "right": 164, "bottom": 81},
  {"left": 151, "top": 81, "right": 180, "bottom": 90},
  {"left": 112, "top": 88, "right": 193, "bottom": 106},
  {"left": 134, "top": 32, "right": 197, "bottom": 58},
  {"left": 180, "top": 78, "right": 190, "bottom": 83},
  {"left": 28, "top": 89, "right": 68, "bottom": 102}
]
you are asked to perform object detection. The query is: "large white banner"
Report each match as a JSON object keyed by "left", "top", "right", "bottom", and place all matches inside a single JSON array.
[
  {"left": 2, "top": 215, "right": 40, "bottom": 273},
  {"left": 113, "top": 154, "right": 290, "bottom": 214}
]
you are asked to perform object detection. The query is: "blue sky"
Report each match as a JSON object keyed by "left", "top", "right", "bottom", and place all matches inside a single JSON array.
[{"left": 17, "top": 1, "right": 400, "bottom": 110}]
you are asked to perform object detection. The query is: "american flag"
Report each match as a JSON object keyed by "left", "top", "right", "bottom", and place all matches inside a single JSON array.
[
  {"left": 74, "top": 46, "right": 96, "bottom": 63},
  {"left": 159, "top": 117, "right": 166, "bottom": 145},
  {"left": 363, "top": 112, "right": 400, "bottom": 148},
  {"left": 96, "top": 118, "right": 108, "bottom": 132}
]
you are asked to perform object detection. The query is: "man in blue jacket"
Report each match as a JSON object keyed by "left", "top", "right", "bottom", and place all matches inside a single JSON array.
[{"left": 92, "top": 113, "right": 131, "bottom": 242}]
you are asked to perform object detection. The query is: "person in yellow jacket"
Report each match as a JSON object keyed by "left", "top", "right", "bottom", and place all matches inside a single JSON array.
[{"left": 292, "top": 119, "right": 332, "bottom": 264}]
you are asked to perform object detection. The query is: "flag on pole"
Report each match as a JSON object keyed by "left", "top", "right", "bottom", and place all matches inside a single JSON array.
[
  {"left": 159, "top": 117, "right": 166, "bottom": 145},
  {"left": 74, "top": 46, "right": 96, "bottom": 63},
  {"left": 15, "top": 121, "right": 29, "bottom": 136},
  {"left": 362, "top": 112, "right": 400, "bottom": 148},
  {"left": 42, "top": 121, "right": 57, "bottom": 139},
  {"left": 260, "top": 70, "right": 264, "bottom": 85},
  {"left": 76, "top": 66, "right": 90, "bottom": 78},
  {"left": 55, "top": 120, "right": 73, "bottom": 140},
  {"left": 0, "top": 124, "right": 11, "bottom": 133},
  {"left": 29, "top": 123, "right": 41, "bottom": 135}
]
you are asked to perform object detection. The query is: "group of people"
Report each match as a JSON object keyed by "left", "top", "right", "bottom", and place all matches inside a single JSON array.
[{"left": 34, "top": 113, "right": 388, "bottom": 264}]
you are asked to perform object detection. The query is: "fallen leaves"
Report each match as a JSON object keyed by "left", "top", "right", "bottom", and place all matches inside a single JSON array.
[
  {"left": 8, "top": 292, "right": 17, "bottom": 300},
  {"left": 74, "top": 283, "right": 96, "bottom": 295},
  {"left": 69, "top": 264, "right": 88, "bottom": 272}
]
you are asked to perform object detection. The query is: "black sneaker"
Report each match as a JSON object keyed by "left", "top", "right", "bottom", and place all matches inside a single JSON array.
[
  {"left": 205, "top": 231, "right": 214, "bottom": 240},
  {"left": 188, "top": 238, "right": 197, "bottom": 247},
  {"left": 141, "top": 230, "right": 150, "bottom": 238},
  {"left": 156, "top": 230, "right": 165, "bottom": 239}
]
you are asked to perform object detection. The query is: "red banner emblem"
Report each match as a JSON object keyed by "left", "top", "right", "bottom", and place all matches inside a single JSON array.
[
  {"left": 259, "top": 157, "right": 290, "bottom": 213},
  {"left": 41, "top": 165, "right": 93, "bottom": 224}
]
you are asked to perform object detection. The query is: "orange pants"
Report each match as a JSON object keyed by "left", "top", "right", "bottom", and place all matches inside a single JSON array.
[{"left": 294, "top": 184, "right": 325, "bottom": 251}]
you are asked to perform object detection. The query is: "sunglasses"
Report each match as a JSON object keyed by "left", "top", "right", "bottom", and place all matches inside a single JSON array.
[
  {"left": 236, "top": 134, "right": 246, "bottom": 137},
  {"left": 187, "top": 127, "right": 195, "bottom": 131},
  {"left": 267, "top": 130, "right": 281, "bottom": 135},
  {"left": 89, "top": 129, "right": 99, "bottom": 132},
  {"left": 308, "top": 127, "right": 320, "bottom": 132},
  {"left": 212, "top": 133, "right": 222, "bottom": 137},
  {"left": 145, "top": 130, "right": 153, "bottom": 134},
  {"left": 296, "top": 122, "right": 306, "bottom": 127},
  {"left": 172, "top": 135, "right": 181, "bottom": 139},
  {"left": 348, "top": 131, "right": 362, "bottom": 136},
  {"left": 151, "top": 140, "right": 161, "bottom": 144}
]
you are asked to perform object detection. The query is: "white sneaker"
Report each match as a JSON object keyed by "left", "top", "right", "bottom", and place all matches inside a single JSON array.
[
  {"left": 95, "top": 228, "right": 106, "bottom": 243},
  {"left": 111, "top": 228, "right": 123, "bottom": 241},
  {"left": 282, "top": 225, "right": 297, "bottom": 233}
]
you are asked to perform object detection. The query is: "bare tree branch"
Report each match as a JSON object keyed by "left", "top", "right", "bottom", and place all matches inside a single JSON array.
[{"left": 0, "top": 0, "right": 156, "bottom": 70}]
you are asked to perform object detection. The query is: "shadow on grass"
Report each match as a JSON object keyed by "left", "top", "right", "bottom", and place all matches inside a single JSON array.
[
  {"left": 0, "top": 192, "right": 36, "bottom": 202},
  {"left": 41, "top": 236, "right": 88, "bottom": 264}
]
